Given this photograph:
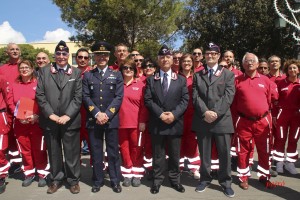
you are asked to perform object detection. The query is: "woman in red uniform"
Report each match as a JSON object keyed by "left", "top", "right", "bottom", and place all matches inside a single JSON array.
[
  {"left": 6, "top": 60, "right": 49, "bottom": 187},
  {"left": 273, "top": 59, "right": 300, "bottom": 174},
  {"left": 178, "top": 54, "right": 200, "bottom": 179},
  {"left": 140, "top": 58, "right": 157, "bottom": 179},
  {"left": 119, "top": 59, "right": 147, "bottom": 187}
]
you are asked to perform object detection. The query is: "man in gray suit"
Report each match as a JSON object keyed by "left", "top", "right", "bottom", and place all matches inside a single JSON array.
[
  {"left": 36, "top": 41, "right": 82, "bottom": 194},
  {"left": 192, "top": 42, "right": 235, "bottom": 198}
]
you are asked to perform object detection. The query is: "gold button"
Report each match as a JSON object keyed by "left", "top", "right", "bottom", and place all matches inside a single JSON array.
[
  {"left": 100, "top": 89, "right": 102, "bottom": 92},
  {"left": 100, "top": 97, "right": 103, "bottom": 99},
  {"left": 100, "top": 104, "right": 103, "bottom": 107},
  {"left": 100, "top": 82, "right": 103, "bottom": 84}
]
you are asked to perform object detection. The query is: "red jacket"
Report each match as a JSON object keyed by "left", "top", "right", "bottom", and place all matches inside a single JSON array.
[{"left": 277, "top": 78, "right": 300, "bottom": 111}]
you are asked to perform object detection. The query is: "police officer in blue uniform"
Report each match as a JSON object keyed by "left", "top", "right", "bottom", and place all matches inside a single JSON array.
[{"left": 82, "top": 41, "right": 124, "bottom": 193}]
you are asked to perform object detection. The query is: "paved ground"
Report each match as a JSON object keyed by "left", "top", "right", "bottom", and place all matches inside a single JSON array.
[{"left": 1, "top": 150, "right": 300, "bottom": 200}]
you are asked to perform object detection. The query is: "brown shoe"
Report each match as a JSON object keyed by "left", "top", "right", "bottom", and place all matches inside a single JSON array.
[
  {"left": 239, "top": 181, "right": 249, "bottom": 190},
  {"left": 47, "top": 183, "right": 62, "bottom": 194},
  {"left": 70, "top": 184, "right": 80, "bottom": 194}
]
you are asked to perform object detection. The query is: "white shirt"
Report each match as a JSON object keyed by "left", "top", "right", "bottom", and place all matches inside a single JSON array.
[
  {"left": 97, "top": 65, "right": 108, "bottom": 74},
  {"left": 160, "top": 69, "right": 172, "bottom": 90},
  {"left": 207, "top": 64, "right": 218, "bottom": 78}
]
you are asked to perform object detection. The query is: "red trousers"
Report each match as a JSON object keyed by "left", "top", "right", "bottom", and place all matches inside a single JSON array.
[
  {"left": 180, "top": 109, "right": 200, "bottom": 172},
  {"left": 273, "top": 109, "right": 300, "bottom": 162},
  {"left": 236, "top": 115, "right": 272, "bottom": 182},
  {"left": 119, "top": 128, "right": 144, "bottom": 178},
  {"left": 14, "top": 120, "right": 49, "bottom": 178},
  {"left": 0, "top": 112, "right": 10, "bottom": 178}
]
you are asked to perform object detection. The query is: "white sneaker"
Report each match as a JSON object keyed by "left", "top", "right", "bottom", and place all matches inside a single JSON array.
[
  {"left": 285, "top": 162, "right": 298, "bottom": 174},
  {"left": 276, "top": 161, "right": 284, "bottom": 173},
  {"left": 193, "top": 170, "right": 200, "bottom": 180}
]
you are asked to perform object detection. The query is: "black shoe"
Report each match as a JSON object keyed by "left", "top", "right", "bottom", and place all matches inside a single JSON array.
[
  {"left": 150, "top": 184, "right": 160, "bottom": 194},
  {"left": 8, "top": 164, "right": 21, "bottom": 176},
  {"left": 195, "top": 182, "right": 210, "bottom": 192},
  {"left": 223, "top": 187, "right": 235, "bottom": 198},
  {"left": 91, "top": 185, "right": 100, "bottom": 193},
  {"left": 171, "top": 183, "right": 185, "bottom": 193},
  {"left": 22, "top": 175, "right": 35, "bottom": 187},
  {"left": 112, "top": 184, "right": 122, "bottom": 193},
  {"left": 0, "top": 178, "right": 6, "bottom": 194}
]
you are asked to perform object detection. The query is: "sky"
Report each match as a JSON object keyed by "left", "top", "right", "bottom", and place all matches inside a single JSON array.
[{"left": 0, "top": 0, "right": 75, "bottom": 44}]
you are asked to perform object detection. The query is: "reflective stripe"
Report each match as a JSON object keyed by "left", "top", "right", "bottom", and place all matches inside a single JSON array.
[
  {"left": 257, "top": 165, "right": 270, "bottom": 175},
  {"left": 272, "top": 155, "right": 285, "bottom": 162},
  {"left": 257, "top": 172, "right": 268, "bottom": 179},
  {"left": 143, "top": 156, "right": 152, "bottom": 163},
  {"left": 273, "top": 150, "right": 285, "bottom": 157},
  {"left": 121, "top": 166, "right": 132, "bottom": 173},
  {"left": 265, "top": 116, "right": 271, "bottom": 134},
  {"left": 138, "top": 132, "right": 142, "bottom": 147},
  {"left": 37, "top": 169, "right": 50, "bottom": 178},
  {"left": 41, "top": 136, "right": 44, "bottom": 151},
  {"left": 132, "top": 167, "right": 145, "bottom": 173},
  {"left": 187, "top": 164, "right": 200, "bottom": 170},
  {"left": 211, "top": 159, "right": 219, "bottom": 164},
  {"left": 295, "top": 127, "right": 299, "bottom": 139},
  {"left": 286, "top": 157, "right": 297, "bottom": 162},
  {"left": 24, "top": 168, "right": 35, "bottom": 176},
  {"left": 277, "top": 109, "right": 282, "bottom": 119},
  {"left": 8, "top": 150, "right": 19, "bottom": 156},
  {"left": 2, "top": 113, "right": 7, "bottom": 125},
  {"left": 187, "top": 157, "right": 200, "bottom": 163},
  {"left": 211, "top": 165, "right": 219, "bottom": 170},
  {"left": 16, "top": 139, "right": 21, "bottom": 153},
  {"left": 0, "top": 162, "right": 10, "bottom": 172},
  {"left": 267, "top": 138, "right": 269, "bottom": 153},
  {"left": 122, "top": 174, "right": 134, "bottom": 178},
  {"left": 237, "top": 166, "right": 250, "bottom": 174},
  {"left": 133, "top": 174, "right": 143, "bottom": 178},
  {"left": 280, "top": 126, "right": 283, "bottom": 139},
  {"left": 143, "top": 163, "right": 152, "bottom": 168},
  {"left": 286, "top": 151, "right": 298, "bottom": 157},
  {"left": 179, "top": 157, "right": 185, "bottom": 162},
  {"left": 9, "top": 158, "right": 22, "bottom": 163},
  {"left": 237, "top": 171, "right": 251, "bottom": 177},
  {"left": 237, "top": 137, "right": 240, "bottom": 152}
]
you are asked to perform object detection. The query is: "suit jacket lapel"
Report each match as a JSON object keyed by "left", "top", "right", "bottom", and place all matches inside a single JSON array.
[
  {"left": 92, "top": 68, "right": 101, "bottom": 81},
  {"left": 50, "top": 63, "right": 61, "bottom": 88},
  {"left": 61, "top": 65, "right": 72, "bottom": 89},
  {"left": 210, "top": 65, "right": 223, "bottom": 85},
  {"left": 200, "top": 67, "right": 210, "bottom": 85},
  {"left": 154, "top": 78, "right": 165, "bottom": 104}
]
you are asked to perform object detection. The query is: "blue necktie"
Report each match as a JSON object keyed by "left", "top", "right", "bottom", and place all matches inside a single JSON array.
[
  {"left": 162, "top": 73, "right": 168, "bottom": 96},
  {"left": 99, "top": 70, "right": 104, "bottom": 78},
  {"left": 209, "top": 69, "right": 214, "bottom": 82}
]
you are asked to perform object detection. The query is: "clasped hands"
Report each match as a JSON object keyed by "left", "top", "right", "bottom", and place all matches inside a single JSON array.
[
  {"left": 96, "top": 112, "right": 109, "bottom": 125},
  {"left": 204, "top": 111, "right": 218, "bottom": 123},
  {"left": 49, "top": 114, "right": 70, "bottom": 125},
  {"left": 160, "top": 112, "right": 175, "bottom": 124},
  {"left": 19, "top": 114, "right": 39, "bottom": 124}
]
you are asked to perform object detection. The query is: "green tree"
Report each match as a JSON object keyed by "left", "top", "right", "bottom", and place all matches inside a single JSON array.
[
  {"left": 0, "top": 44, "right": 53, "bottom": 66},
  {"left": 53, "top": 0, "right": 187, "bottom": 54},
  {"left": 181, "top": 0, "right": 295, "bottom": 61}
]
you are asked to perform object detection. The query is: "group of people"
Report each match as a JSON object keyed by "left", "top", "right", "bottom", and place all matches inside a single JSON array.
[{"left": 0, "top": 40, "right": 299, "bottom": 199}]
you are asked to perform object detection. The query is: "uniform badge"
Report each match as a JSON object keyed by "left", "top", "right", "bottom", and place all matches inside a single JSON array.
[
  {"left": 109, "top": 107, "right": 115, "bottom": 114},
  {"left": 132, "top": 87, "right": 139, "bottom": 90},
  {"left": 33, "top": 86, "right": 36, "bottom": 91},
  {"left": 89, "top": 106, "right": 94, "bottom": 111},
  {"left": 154, "top": 73, "right": 160, "bottom": 80}
]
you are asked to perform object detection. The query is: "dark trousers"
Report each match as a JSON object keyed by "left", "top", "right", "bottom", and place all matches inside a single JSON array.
[
  {"left": 197, "top": 132, "right": 232, "bottom": 189},
  {"left": 88, "top": 127, "right": 121, "bottom": 187},
  {"left": 44, "top": 128, "right": 80, "bottom": 186},
  {"left": 151, "top": 134, "right": 181, "bottom": 185}
]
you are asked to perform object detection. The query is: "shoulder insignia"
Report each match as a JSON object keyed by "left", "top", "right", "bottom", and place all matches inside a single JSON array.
[
  {"left": 50, "top": 63, "right": 58, "bottom": 74},
  {"left": 171, "top": 72, "right": 178, "bottom": 80},
  {"left": 109, "top": 107, "right": 115, "bottom": 114},
  {"left": 154, "top": 73, "right": 160, "bottom": 80},
  {"left": 89, "top": 106, "right": 94, "bottom": 112}
]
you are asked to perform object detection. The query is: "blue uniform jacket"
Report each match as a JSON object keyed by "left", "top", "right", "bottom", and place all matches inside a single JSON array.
[{"left": 82, "top": 67, "right": 124, "bottom": 129}]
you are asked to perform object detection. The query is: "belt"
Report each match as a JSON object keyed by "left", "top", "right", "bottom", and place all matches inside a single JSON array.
[
  {"left": 0, "top": 108, "right": 6, "bottom": 112},
  {"left": 238, "top": 111, "right": 269, "bottom": 121}
]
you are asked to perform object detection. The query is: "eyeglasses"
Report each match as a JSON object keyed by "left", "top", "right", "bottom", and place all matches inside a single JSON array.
[
  {"left": 193, "top": 52, "right": 202, "bottom": 56},
  {"left": 142, "top": 64, "right": 155, "bottom": 69},
  {"left": 36, "top": 57, "right": 47, "bottom": 61},
  {"left": 77, "top": 56, "right": 89, "bottom": 60},
  {"left": 205, "top": 52, "right": 219, "bottom": 56},
  {"left": 131, "top": 54, "right": 140, "bottom": 57},
  {"left": 244, "top": 59, "right": 256, "bottom": 64},
  {"left": 173, "top": 57, "right": 181, "bottom": 60},
  {"left": 219, "top": 64, "right": 228, "bottom": 68},
  {"left": 55, "top": 51, "right": 69, "bottom": 56},
  {"left": 19, "top": 66, "right": 31, "bottom": 70},
  {"left": 134, "top": 59, "right": 144, "bottom": 62},
  {"left": 94, "top": 53, "right": 110, "bottom": 56},
  {"left": 123, "top": 66, "right": 134, "bottom": 71}
]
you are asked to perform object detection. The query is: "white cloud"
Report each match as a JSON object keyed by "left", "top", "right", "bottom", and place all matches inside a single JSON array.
[
  {"left": 0, "top": 21, "right": 26, "bottom": 44},
  {"left": 42, "top": 28, "right": 71, "bottom": 42}
]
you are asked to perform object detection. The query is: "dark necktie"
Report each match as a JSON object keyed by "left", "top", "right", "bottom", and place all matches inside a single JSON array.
[
  {"left": 162, "top": 72, "right": 168, "bottom": 96},
  {"left": 100, "top": 70, "right": 104, "bottom": 78},
  {"left": 209, "top": 68, "right": 214, "bottom": 82},
  {"left": 59, "top": 68, "right": 65, "bottom": 84}
]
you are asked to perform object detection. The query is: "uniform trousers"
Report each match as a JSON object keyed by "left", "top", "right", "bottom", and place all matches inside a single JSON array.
[
  {"left": 151, "top": 134, "right": 181, "bottom": 185},
  {"left": 7, "top": 115, "right": 21, "bottom": 164},
  {"left": 119, "top": 128, "right": 144, "bottom": 178},
  {"left": 273, "top": 109, "right": 300, "bottom": 163},
  {"left": 142, "top": 127, "right": 153, "bottom": 170},
  {"left": 197, "top": 132, "right": 232, "bottom": 189},
  {"left": 88, "top": 127, "right": 121, "bottom": 187},
  {"left": 44, "top": 128, "right": 80, "bottom": 186},
  {"left": 236, "top": 115, "right": 272, "bottom": 182},
  {"left": 80, "top": 106, "right": 91, "bottom": 165},
  {"left": 14, "top": 120, "right": 48, "bottom": 178},
  {"left": 0, "top": 112, "right": 10, "bottom": 178}
]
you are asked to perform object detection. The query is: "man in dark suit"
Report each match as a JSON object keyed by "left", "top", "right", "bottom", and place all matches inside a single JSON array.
[
  {"left": 144, "top": 45, "right": 189, "bottom": 194},
  {"left": 36, "top": 41, "right": 82, "bottom": 194},
  {"left": 192, "top": 42, "right": 235, "bottom": 198},
  {"left": 82, "top": 41, "right": 123, "bottom": 193}
]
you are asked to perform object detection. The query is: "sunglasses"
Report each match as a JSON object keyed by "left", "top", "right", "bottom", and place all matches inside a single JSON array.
[
  {"left": 142, "top": 64, "right": 155, "bottom": 69},
  {"left": 131, "top": 54, "right": 140, "bottom": 56},
  {"left": 77, "top": 56, "right": 89, "bottom": 60},
  {"left": 219, "top": 64, "right": 228, "bottom": 68},
  {"left": 123, "top": 66, "right": 134, "bottom": 71},
  {"left": 55, "top": 51, "right": 69, "bottom": 56},
  {"left": 193, "top": 52, "right": 202, "bottom": 56},
  {"left": 134, "top": 59, "right": 144, "bottom": 62}
]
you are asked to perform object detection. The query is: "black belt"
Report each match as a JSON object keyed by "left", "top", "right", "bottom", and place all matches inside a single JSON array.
[
  {"left": 0, "top": 108, "right": 6, "bottom": 112},
  {"left": 238, "top": 111, "right": 269, "bottom": 121}
]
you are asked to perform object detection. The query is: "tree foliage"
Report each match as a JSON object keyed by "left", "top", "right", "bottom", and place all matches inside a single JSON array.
[
  {"left": 181, "top": 0, "right": 296, "bottom": 61},
  {"left": 0, "top": 44, "right": 53, "bottom": 66},
  {"left": 53, "top": 0, "right": 187, "bottom": 57}
]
